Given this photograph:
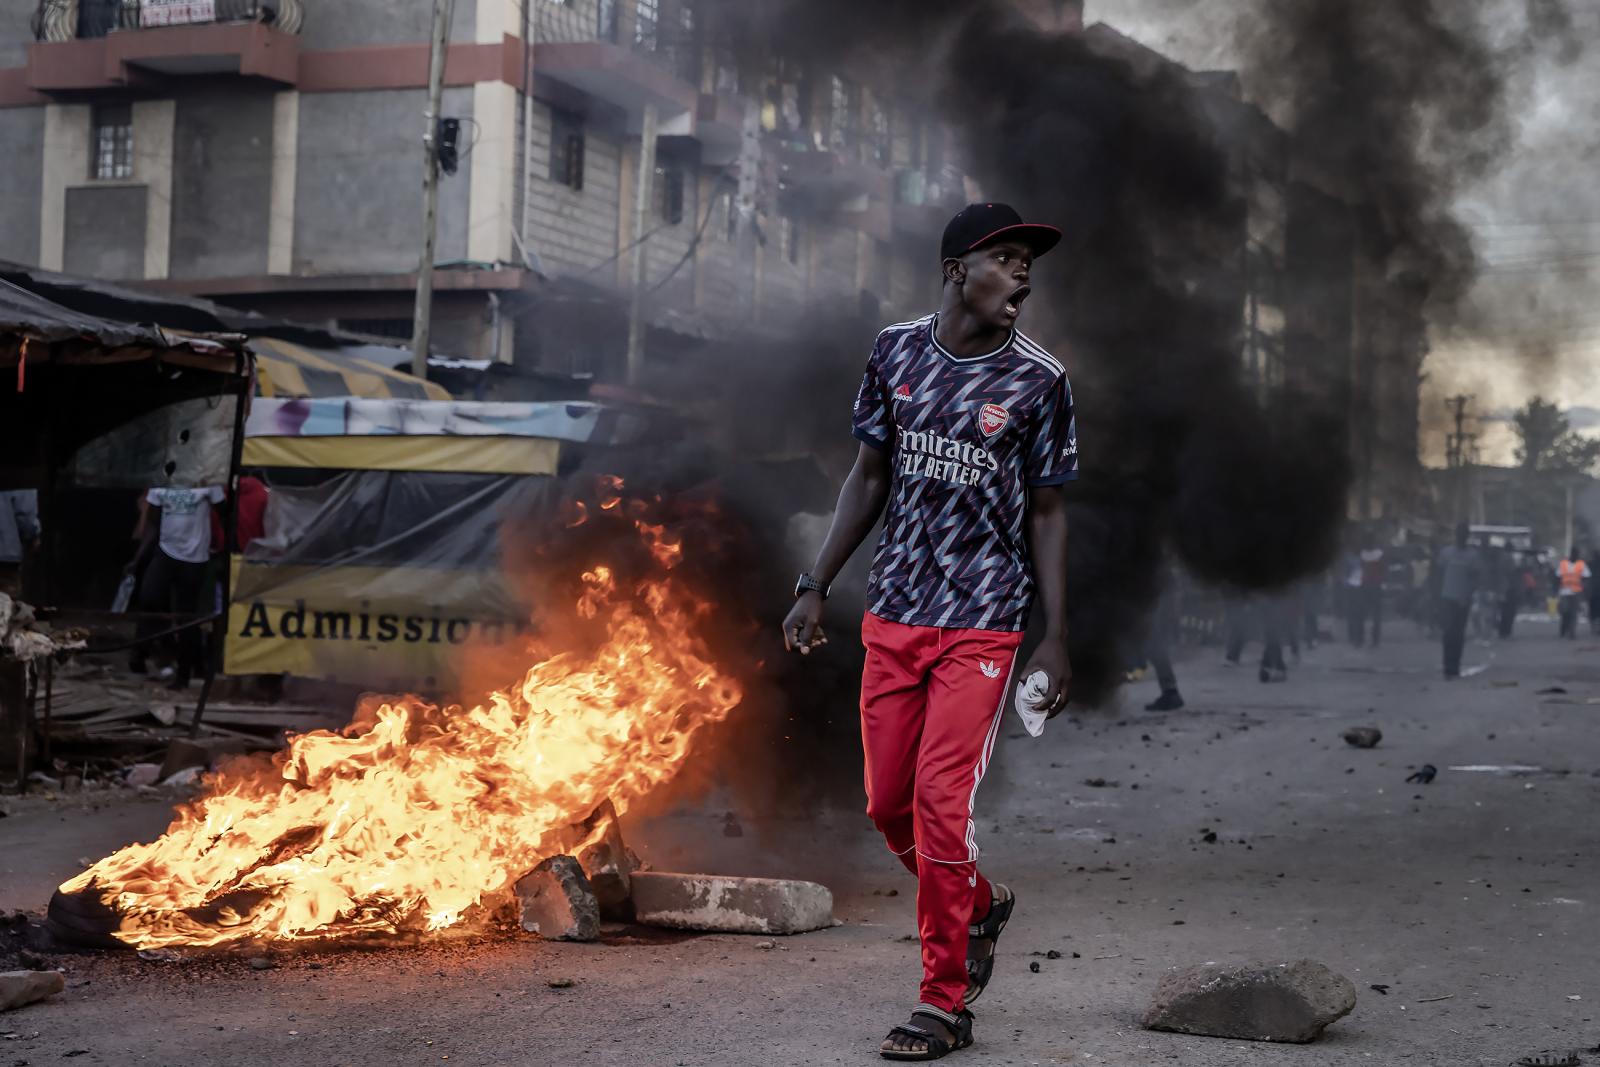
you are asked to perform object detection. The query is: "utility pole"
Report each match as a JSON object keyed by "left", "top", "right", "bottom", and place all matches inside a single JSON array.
[
  {"left": 626, "top": 103, "right": 658, "bottom": 385},
  {"left": 1445, "top": 394, "right": 1474, "bottom": 525},
  {"left": 411, "top": 0, "right": 455, "bottom": 379}
]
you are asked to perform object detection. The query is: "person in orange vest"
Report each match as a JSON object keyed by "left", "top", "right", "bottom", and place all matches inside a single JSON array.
[{"left": 1555, "top": 547, "right": 1591, "bottom": 640}]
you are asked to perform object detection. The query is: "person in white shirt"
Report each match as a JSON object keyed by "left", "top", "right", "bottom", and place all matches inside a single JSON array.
[{"left": 128, "top": 486, "right": 225, "bottom": 689}]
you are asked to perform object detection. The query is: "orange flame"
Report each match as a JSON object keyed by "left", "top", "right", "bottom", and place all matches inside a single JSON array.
[{"left": 61, "top": 500, "right": 741, "bottom": 950}]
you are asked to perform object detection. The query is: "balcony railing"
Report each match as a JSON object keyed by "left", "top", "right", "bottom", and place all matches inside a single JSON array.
[
  {"left": 34, "top": 0, "right": 304, "bottom": 41},
  {"left": 535, "top": 0, "right": 700, "bottom": 89}
]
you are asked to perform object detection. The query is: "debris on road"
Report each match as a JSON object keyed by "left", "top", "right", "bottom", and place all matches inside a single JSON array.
[
  {"left": 1406, "top": 765, "right": 1438, "bottom": 784},
  {"left": 1342, "top": 727, "right": 1382, "bottom": 749},
  {"left": 1514, "top": 1052, "right": 1581, "bottom": 1067},
  {"left": 573, "top": 802, "right": 642, "bottom": 923},
  {"left": 0, "top": 970, "right": 65, "bottom": 1012},
  {"left": 124, "top": 764, "right": 161, "bottom": 788},
  {"left": 248, "top": 957, "right": 274, "bottom": 971},
  {"left": 515, "top": 856, "right": 600, "bottom": 942},
  {"left": 1369, "top": 983, "right": 1390, "bottom": 995},
  {"left": 1143, "top": 959, "right": 1357, "bottom": 1043},
  {"left": 546, "top": 977, "right": 576, "bottom": 989},
  {"left": 630, "top": 872, "right": 834, "bottom": 935}
]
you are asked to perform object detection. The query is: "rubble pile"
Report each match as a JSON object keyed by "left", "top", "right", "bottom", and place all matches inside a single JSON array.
[{"left": 0, "top": 593, "right": 85, "bottom": 665}]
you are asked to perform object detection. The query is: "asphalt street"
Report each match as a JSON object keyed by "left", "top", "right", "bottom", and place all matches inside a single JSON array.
[{"left": 2, "top": 615, "right": 1598, "bottom": 1066}]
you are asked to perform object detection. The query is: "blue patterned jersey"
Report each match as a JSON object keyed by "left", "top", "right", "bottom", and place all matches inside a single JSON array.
[{"left": 852, "top": 314, "right": 1078, "bottom": 632}]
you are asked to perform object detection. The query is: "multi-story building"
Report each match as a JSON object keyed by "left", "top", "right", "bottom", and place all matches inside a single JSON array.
[{"left": 0, "top": 0, "right": 960, "bottom": 390}]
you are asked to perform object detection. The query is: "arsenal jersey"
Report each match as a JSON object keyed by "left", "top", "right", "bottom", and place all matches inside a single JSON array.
[{"left": 852, "top": 314, "right": 1078, "bottom": 632}]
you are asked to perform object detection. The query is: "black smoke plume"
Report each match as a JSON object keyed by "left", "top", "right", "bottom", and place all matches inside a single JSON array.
[
  {"left": 533, "top": 0, "right": 1567, "bottom": 819},
  {"left": 696, "top": 0, "right": 1352, "bottom": 702}
]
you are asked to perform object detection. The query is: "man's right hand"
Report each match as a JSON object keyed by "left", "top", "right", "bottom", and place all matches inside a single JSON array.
[{"left": 782, "top": 591, "right": 828, "bottom": 655}]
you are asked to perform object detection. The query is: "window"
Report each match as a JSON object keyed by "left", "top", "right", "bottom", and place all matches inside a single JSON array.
[
  {"left": 91, "top": 103, "right": 133, "bottom": 181},
  {"left": 780, "top": 214, "right": 800, "bottom": 265},
  {"left": 657, "top": 163, "right": 685, "bottom": 225},
  {"left": 634, "top": 0, "right": 657, "bottom": 48},
  {"left": 865, "top": 93, "right": 891, "bottom": 166},
  {"left": 550, "top": 108, "right": 585, "bottom": 191},
  {"left": 827, "top": 75, "right": 857, "bottom": 153}
]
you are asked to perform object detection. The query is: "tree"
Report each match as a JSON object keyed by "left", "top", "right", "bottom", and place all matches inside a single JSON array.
[{"left": 1513, "top": 397, "right": 1600, "bottom": 475}]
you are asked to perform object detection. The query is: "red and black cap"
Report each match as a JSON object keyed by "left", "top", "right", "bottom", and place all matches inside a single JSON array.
[{"left": 940, "top": 202, "right": 1062, "bottom": 262}]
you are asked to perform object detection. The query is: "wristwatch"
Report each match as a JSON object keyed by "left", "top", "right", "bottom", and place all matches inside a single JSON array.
[{"left": 794, "top": 572, "right": 829, "bottom": 599}]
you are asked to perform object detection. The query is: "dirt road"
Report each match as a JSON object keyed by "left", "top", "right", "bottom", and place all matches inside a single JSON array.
[{"left": 2, "top": 619, "right": 1596, "bottom": 1065}]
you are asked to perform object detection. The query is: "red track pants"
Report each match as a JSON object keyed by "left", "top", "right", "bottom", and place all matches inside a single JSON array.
[{"left": 860, "top": 612, "right": 1023, "bottom": 1013}]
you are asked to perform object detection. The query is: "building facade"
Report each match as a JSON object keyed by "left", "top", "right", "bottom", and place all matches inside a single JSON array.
[{"left": 0, "top": 0, "right": 957, "bottom": 387}]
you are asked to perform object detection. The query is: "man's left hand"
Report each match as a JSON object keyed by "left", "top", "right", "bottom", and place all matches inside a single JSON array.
[{"left": 1020, "top": 636, "right": 1071, "bottom": 718}]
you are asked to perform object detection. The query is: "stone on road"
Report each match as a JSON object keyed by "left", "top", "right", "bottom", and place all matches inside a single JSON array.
[
  {"left": 631, "top": 872, "right": 834, "bottom": 935},
  {"left": 515, "top": 856, "right": 600, "bottom": 942},
  {"left": 1, "top": 969, "right": 65, "bottom": 1012},
  {"left": 1342, "top": 726, "right": 1382, "bottom": 749},
  {"left": 1143, "top": 959, "right": 1357, "bottom": 1043}
]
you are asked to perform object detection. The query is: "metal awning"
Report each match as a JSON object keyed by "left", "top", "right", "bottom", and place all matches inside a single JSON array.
[{"left": 251, "top": 338, "right": 450, "bottom": 401}]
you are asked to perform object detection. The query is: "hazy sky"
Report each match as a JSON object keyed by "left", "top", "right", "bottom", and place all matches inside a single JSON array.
[{"left": 1086, "top": 0, "right": 1600, "bottom": 465}]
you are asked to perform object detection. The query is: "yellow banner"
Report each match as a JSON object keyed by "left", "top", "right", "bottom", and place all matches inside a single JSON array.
[
  {"left": 224, "top": 558, "right": 533, "bottom": 688},
  {"left": 241, "top": 435, "right": 561, "bottom": 475}
]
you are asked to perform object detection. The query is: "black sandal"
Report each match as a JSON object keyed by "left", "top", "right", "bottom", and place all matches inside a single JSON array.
[
  {"left": 964, "top": 883, "right": 1015, "bottom": 1005},
  {"left": 880, "top": 1005, "right": 975, "bottom": 1061}
]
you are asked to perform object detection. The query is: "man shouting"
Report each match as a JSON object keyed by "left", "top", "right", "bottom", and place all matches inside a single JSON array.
[{"left": 783, "top": 203, "right": 1078, "bottom": 1060}]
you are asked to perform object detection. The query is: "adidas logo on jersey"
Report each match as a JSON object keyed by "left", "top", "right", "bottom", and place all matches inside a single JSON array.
[
  {"left": 893, "top": 383, "right": 913, "bottom": 403},
  {"left": 980, "top": 660, "right": 1002, "bottom": 679}
]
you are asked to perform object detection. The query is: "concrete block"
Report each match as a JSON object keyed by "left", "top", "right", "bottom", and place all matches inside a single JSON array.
[
  {"left": 514, "top": 856, "right": 599, "bottom": 942},
  {"left": 0, "top": 970, "right": 65, "bottom": 1012},
  {"left": 1143, "top": 959, "right": 1357, "bottom": 1043},
  {"left": 631, "top": 872, "right": 834, "bottom": 935}
]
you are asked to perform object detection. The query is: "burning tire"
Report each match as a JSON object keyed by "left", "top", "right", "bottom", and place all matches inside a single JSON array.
[{"left": 45, "top": 886, "right": 129, "bottom": 951}]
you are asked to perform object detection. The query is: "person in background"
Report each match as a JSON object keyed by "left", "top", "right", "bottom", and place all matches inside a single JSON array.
[
  {"left": 1436, "top": 524, "right": 1481, "bottom": 678},
  {"left": 1555, "top": 547, "right": 1590, "bottom": 640},
  {"left": 0, "top": 490, "right": 39, "bottom": 598},
  {"left": 1588, "top": 550, "right": 1600, "bottom": 636},
  {"left": 1144, "top": 565, "right": 1185, "bottom": 711},
  {"left": 1222, "top": 595, "right": 1254, "bottom": 668},
  {"left": 1301, "top": 574, "right": 1323, "bottom": 649},
  {"left": 1498, "top": 551, "right": 1522, "bottom": 638},
  {"left": 1350, "top": 535, "right": 1385, "bottom": 647},
  {"left": 1339, "top": 547, "right": 1361, "bottom": 644},
  {"left": 1257, "top": 594, "right": 1290, "bottom": 684},
  {"left": 208, "top": 474, "right": 269, "bottom": 554},
  {"left": 129, "top": 485, "right": 225, "bottom": 689}
]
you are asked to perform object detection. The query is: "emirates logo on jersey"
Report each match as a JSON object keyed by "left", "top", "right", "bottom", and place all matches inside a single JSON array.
[{"left": 978, "top": 403, "right": 1009, "bottom": 438}]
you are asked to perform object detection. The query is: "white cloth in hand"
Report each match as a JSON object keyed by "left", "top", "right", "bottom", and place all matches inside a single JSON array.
[{"left": 1013, "top": 670, "right": 1052, "bottom": 738}]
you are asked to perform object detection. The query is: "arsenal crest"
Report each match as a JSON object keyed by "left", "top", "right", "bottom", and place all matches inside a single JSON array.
[{"left": 978, "top": 403, "right": 1009, "bottom": 438}]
